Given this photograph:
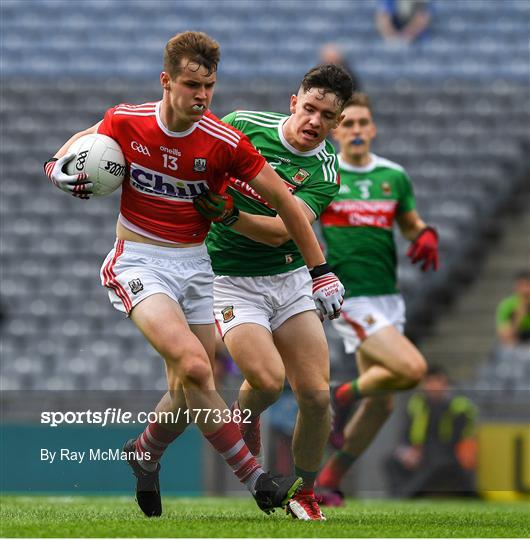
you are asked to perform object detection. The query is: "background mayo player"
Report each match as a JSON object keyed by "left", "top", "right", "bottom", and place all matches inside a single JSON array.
[
  {"left": 315, "top": 92, "right": 439, "bottom": 505},
  {"left": 44, "top": 31, "right": 344, "bottom": 517}
]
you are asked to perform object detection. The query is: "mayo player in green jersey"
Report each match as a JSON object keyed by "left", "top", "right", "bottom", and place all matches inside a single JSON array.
[
  {"left": 194, "top": 65, "right": 353, "bottom": 520},
  {"left": 316, "top": 93, "right": 439, "bottom": 506}
]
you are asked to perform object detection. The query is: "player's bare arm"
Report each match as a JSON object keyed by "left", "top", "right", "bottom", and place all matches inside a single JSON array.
[
  {"left": 242, "top": 163, "right": 326, "bottom": 268},
  {"left": 229, "top": 199, "right": 315, "bottom": 247},
  {"left": 395, "top": 210, "right": 426, "bottom": 241},
  {"left": 53, "top": 121, "right": 102, "bottom": 159}
]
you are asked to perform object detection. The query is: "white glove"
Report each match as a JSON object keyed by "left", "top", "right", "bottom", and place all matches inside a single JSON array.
[
  {"left": 310, "top": 263, "right": 345, "bottom": 320},
  {"left": 44, "top": 153, "right": 93, "bottom": 199}
]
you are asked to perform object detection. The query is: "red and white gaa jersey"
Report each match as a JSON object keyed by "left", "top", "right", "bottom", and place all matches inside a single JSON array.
[{"left": 97, "top": 101, "right": 265, "bottom": 244}]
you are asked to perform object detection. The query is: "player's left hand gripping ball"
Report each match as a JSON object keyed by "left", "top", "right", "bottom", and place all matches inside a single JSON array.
[
  {"left": 193, "top": 190, "right": 239, "bottom": 226},
  {"left": 44, "top": 153, "right": 93, "bottom": 199},
  {"left": 407, "top": 226, "right": 439, "bottom": 272},
  {"left": 310, "top": 263, "right": 345, "bottom": 320}
]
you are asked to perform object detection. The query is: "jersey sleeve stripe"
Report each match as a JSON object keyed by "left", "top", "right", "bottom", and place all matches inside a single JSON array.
[
  {"left": 328, "top": 153, "right": 338, "bottom": 183},
  {"left": 114, "top": 111, "right": 156, "bottom": 116},
  {"left": 116, "top": 104, "right": 157, "bottom": 111},
  {"left": 235, "top": 110, "right": 284, "bottom": 120},
  {"left": 200, "top": 116, "right": 241, "bottom": 144},
  {"left": 117, "top": 101, "right": 158, "bottom": 108},
  {"left": 321, "top": 152, "right": 334, "bottom": 183},
  {"left": 197, "top": 124, "right": 238, "bottom": 148},
  {"left": 317, "top": 151, "right": 338, "bottom": 183},
  {"left": 232, "top": 115, "right": 279, "bottom": 128},
  {"left": 316, "top": 153, "right": 329, "bottom": 183}
]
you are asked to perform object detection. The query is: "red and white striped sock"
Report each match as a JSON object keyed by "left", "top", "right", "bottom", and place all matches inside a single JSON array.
[
  {"left": 135, "top": 422, "right": 183, "bottom": 472},
  {"left": 204, "top": 421, "right": 264, "bottom": 493}
]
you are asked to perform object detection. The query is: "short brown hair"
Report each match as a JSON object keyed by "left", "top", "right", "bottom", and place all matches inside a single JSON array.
[
  {"left": 164, "top": 31, "right": 220, "bottom": 78},
  {"left": 343, "top": 92, "right": 372, "bottom": 113},
  {"left": 300, "top": 64, "right": 353, "bottom": 108}
]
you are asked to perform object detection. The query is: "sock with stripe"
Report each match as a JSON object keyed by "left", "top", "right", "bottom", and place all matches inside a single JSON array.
[
  {"left": 294, "top": 466, "right": 318, "bottom": 493},
  {"left": 335, "top": 379, "right": 362, "bottom": 407},
  {"left": 135, "top": 422, "right": 183, "bottom": 472},
  {"left": 317, "top": 450, "right": 357, "bottom": 490},
  {"left": 204, "top": 421, "right": 264, "bottom": 493}
]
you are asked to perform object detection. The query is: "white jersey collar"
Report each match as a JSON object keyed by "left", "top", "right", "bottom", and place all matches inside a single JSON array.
[
  {"left": 278, "top": 117, "right": 326, "bottom": 157},
  {"left": 156, "top": 101, "right": 199, "bottom": 137},
  {"left": 339, "top": 153, "right": 378, "bottom": 173}
]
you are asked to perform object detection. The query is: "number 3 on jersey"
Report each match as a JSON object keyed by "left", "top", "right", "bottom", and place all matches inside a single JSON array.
[
  {"left": 163, "top": 153, "right": 178, "bottom": 171},
  {"left": 356, "top": 179, "right": 372, "bottom": 199}
]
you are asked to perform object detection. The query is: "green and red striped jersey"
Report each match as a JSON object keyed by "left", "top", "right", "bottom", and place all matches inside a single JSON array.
[{"left": 321, "top": 153, "right": 415, "bottom": 297}]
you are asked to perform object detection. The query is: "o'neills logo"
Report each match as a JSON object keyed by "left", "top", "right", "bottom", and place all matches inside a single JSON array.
[{"left": 130, "top": 163, "right": 208, "bottom": 202}]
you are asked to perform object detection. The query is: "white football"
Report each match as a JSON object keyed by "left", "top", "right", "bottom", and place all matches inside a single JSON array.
[{"left": 66, "top": 134, "right": 126, "bottom": 197}]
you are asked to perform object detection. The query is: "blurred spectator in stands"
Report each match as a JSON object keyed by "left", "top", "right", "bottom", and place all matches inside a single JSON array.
[
  {"left": 319, "top": 43, "right": 361, "bottom": 92},
  {"left": 375, "top": 0, "right": 433, "bottom": 45},
  {"left": 496, "top": 270, "right": 530, "bottom": 346},
  {"left": 385, "top": 366, "right": 477, "bottom": 498}
]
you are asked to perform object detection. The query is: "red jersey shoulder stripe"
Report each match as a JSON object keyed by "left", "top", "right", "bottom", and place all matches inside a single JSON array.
[
  {"left": 115, "top": 102, "right": 158, "bottom": 110},
  {"left": 114, "top": 102, "right": 157, "bottom": 116},
  {"left": 114, "top": 111, "right": 157, "bottom": 116},
  {"left": 197, "top": 122, "right": 238, "bottom": 148},
  {"left": 200, "top": 115, "right": 241, "bottom": 144}
]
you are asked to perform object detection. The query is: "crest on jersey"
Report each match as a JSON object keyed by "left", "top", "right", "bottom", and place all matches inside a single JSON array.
[
  {"left": 128, "top": 278, "right": 144, "bottom": 295},
  {"left": 292, "top": 168, "right": 310, "bottom": 185},
  {"left": 382, "top": 182, "right": 392, "bottom": 196},
  {"left": 194, "top": 158, "right": 207, "bottom": 172},
  {"left": 221, "top": 306, "right": 235, "bottom": 323},
  {"left": 363, "top": 314, "right": 376, "bottom": 327}
]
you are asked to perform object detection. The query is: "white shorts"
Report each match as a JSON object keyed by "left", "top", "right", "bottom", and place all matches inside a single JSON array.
[
  {"left": 213, "top": 267, "right": 316, "bottom": 337},
  {"left": 100, "top": 239, "right": 214, "bottom": 324},
  {"left": 332, "top": 294, "right": 406, "bottom": 354}
]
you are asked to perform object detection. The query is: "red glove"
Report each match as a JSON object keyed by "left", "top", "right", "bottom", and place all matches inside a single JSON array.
[{"left": 407, "top": 226, "right": 439, "bottom": 272}]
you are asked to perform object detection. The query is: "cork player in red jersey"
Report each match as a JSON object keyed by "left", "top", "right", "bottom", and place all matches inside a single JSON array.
[{"left": 44, "top": 31, "right": 344, "bottom": 517}]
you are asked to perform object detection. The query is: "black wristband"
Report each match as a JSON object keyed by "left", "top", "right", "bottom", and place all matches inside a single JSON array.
[
  {"left": 222, "top": 206, "right": 240, "bottom": 227},
  {"left": 43, "top": 157, "right": 58, "bottom": 173},
  {"left": 309, "top": 262, "right": 332, "bottom": 279}
]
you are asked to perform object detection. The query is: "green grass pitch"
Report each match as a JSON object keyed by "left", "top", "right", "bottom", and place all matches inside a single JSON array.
[{"left": 0, "top": 495, "right": 528, "bottom": 537}]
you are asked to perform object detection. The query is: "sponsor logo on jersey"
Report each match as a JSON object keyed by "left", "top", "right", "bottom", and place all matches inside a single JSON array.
[
  {"left": 382, "top": 182, "right": 392, "bottom": 195},
  {"left": 321, "top": 200, "right": 398, "bottom": 229},
  {"left": 131, "top": 141, "right": 151, "bottom": 156},
  {"left": 160, "top": 146, "right": 181, "bottom": 157},
  {"left": 292, "top": 168, "right": 310, "bottom": 185},
  {"left": 221, "top": 305, "right": 235, "bottom": 323},
  {"left": 230, "top": 178, "right": 295, "bottom": 208},
  {"left": 363, "top": 314, "right": 376, "bottom": 327},
  {"left": 130, "top": 163, "right": 208, "bottom": 202},
  {"left": 193, "top": 158, "right": 207, "bottom": 172},
  {"left": 128, "top": 278, "right": 144, "bottom": 295},
  {"left": 272, "top": 155, "right": 291, "bottom": 164}
]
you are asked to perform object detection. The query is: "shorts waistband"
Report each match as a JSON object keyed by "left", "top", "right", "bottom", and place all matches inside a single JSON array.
[{"left": 115, "top": 239, "right": 208, "bottom": 259}]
